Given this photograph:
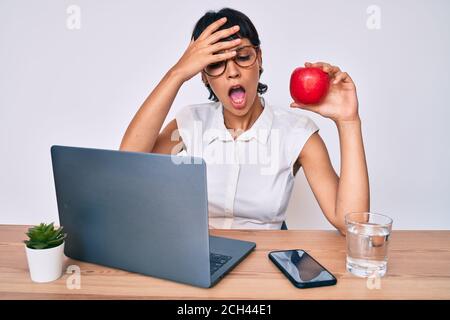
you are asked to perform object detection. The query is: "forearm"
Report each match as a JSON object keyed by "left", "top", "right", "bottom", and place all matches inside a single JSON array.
[
  {"left": 334, "top": 117, "right": 370, "bottom": 232},
  {"left": 119, "top": 67, "right": 185, "bottom": 153}
]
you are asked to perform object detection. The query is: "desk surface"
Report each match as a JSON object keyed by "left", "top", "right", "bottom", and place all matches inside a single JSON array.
[{"left": 1, "top": 225, "right": 449, "bottom": 299}]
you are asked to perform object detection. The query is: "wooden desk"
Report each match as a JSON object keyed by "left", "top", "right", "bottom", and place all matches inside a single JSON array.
[{"left": 1, "top": 225, "right": 449, "bottom": 299}]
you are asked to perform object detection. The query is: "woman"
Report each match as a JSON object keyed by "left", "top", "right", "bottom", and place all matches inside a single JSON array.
[{"left": 119, "top": 8, "right": 370, "bottom": 235}]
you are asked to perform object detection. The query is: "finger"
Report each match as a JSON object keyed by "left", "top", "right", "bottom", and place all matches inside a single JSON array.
[
  {"left": 209, "top": 50, "right": 237, "bottom": 63},
  {"left": 290, "top": 101, "right": 303, "bottom": 108},
  {"left": 304, "top": 61, "right": 314, "bottom": 67},
  {"left": 310, "top": 61, "right": 331, "bottom": 69},
  {"left": 306, "top": 61, "right": 340, "bottom": 77},
  {"left": 309, "top": 62, "right": 335, "bottom": 74},
  {"left": 197, "top": 17, "right": 228, "bottom": 41},
  {"left": 207, "top": 38, "right": 242, "bottom": 54},
  {"left": 332, "top": 71, "right": 350, "bottom": 84},
  {"left": 206, "top": 25, "right": 240, "bottom": 45},
  {"left": 326, "top": 65, "right": 341, "bottom": 75},
  {"left": 290, "top": 101, "right": 320, "bottom": 112}
]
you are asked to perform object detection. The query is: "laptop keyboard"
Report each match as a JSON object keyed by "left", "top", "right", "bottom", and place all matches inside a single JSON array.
[{"left": 210, "top": 253, "right": 232, "bottom": 275}]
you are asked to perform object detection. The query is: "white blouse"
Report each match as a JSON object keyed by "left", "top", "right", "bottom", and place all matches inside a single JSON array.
[{"left": 175, "top": 96, "right": 319, "bottom": 230}]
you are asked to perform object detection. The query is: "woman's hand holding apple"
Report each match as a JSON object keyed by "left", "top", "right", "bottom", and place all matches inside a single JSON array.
[{"left": 290, "top": 62, "right": 359, "bottom": 123}]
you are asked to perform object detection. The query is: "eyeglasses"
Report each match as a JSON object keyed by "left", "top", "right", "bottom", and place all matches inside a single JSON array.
[{"left": 204, "top": 45, "right": 260, "bottom": 77}]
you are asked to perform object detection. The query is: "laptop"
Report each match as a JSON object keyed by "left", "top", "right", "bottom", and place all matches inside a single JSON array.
[{"left": 50, "top": 145, "right": 256, "bottom": 288}]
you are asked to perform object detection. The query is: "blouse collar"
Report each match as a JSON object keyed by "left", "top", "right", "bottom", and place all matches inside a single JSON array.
[{"left": 206, "top": 96, "right": 274, "bottom": 145}]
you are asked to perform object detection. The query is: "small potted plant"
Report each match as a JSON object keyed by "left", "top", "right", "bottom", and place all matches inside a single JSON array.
[{"left": 24, "top": 222, "right": 67, "bottom": 283}]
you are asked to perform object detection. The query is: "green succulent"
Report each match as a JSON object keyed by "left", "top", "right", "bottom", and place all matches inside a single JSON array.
[{"left": 24, "top": 222, "right": 67, "bottom": 249}]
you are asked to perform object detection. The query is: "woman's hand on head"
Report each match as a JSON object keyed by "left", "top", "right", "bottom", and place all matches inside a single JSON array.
[
  {"left": 290, "top": 62, "right": 360, "bottom": 123},
  {"left": 171, "top": 17, "right": 242, "bottom": 82}
]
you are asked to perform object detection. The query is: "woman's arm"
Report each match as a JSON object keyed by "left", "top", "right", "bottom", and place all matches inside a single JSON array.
[
  {"left": 334, "top": 118, "right": 370, "bottom": 233},
  {"left": 299, "top": 122, "right": 369, "bottom": 235},
  {"left": 120, "top": 18, "right": 242, "bottom": 154},
  {"left": 119, "top": 67, "right": 185, "bottom": 153},
  {"left": 292, "top": 62, "right": 370, "bottom": 235}
]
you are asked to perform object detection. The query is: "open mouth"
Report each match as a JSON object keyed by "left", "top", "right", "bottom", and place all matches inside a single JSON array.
[{"left": 228, "top": 85, "right": 246, "bottom": 108}]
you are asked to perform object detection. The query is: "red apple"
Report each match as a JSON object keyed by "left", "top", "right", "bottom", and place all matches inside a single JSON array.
[{"left": 290, "top": 67, "right": 330, "bottom": 105}]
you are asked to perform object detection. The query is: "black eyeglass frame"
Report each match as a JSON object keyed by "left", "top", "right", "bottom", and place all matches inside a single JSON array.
[{"left": 203, "top": 45, "right": 260, "bottom": 77}]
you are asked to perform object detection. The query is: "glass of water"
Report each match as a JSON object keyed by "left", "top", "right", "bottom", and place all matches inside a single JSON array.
[{"left": 345, "top": 212, "right": 393, "bottom": 277}]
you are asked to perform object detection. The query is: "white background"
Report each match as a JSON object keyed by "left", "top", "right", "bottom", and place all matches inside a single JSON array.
[{"left": 1, "top": 0, "right": 449, "bottom": 229}]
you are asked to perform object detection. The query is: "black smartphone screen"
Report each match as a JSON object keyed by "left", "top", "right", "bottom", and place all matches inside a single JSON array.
[{"left": 269, "top": 249, "right": 337, "bottom": 288}]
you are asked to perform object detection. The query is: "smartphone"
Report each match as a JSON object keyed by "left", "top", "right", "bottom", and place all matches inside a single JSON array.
[{"left": 268, "top": 249, "right": 337, "bottom": 288}]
